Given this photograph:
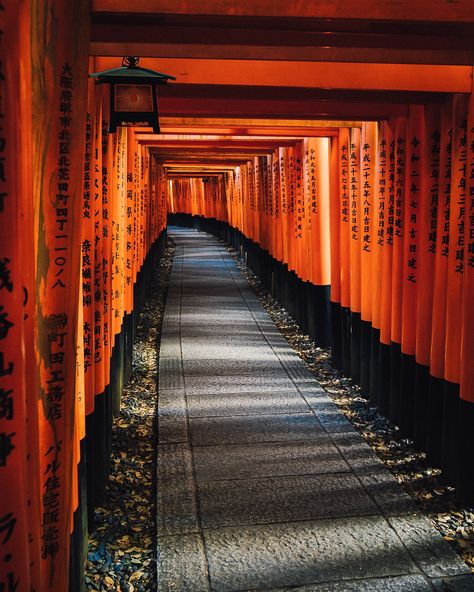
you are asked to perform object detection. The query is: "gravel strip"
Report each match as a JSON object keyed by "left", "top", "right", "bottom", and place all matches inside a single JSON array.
[
  {"left": 86, "top": 240, "right": 175, "bottom": 592},
  {"left": 224, "top": 240, "right": 474, "bottom": 575}
]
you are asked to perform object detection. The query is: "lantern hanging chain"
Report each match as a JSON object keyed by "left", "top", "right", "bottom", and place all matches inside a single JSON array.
[{"left": 123, "top": 56, "right": 140, "bottom": 68}]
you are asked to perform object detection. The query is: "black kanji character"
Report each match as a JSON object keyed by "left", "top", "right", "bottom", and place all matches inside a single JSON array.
[
  {"left": 0, "top": 513, "right": 15, "bottom": 544},
  {"left": 0, "top": 307, "right": 13, "bottom": 340},
  {"left": 0, "top": 388, "right": 13, "bottom": 420},
  {"left": 0, "top": 353, "right": 13, "bottom": 377},
  {"left": 0, "top": 433, "right": 15, "bottom": 467},
  {"left": 0, "top": 571, "right": 19, "bottom": 592},
  {"left": 0, "top": 259, "right": 12, "bottom": 292},
  {"left": 46, "top": 313, "right": 67, "bottom": 331}
]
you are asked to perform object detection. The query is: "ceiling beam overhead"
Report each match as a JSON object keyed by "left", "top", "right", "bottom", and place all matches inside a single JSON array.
[
  {"left": 157, "top": 117, "right": 362, "bottom": 131},
  {"left": 94, "top": 57, "right": 472, "bottom": 93},
  {"left": 139, "top": 140, "right": 297, "bottom": 149},
  {"left": 91, "top": 22, "right": 474, "bottom": 65},
  {"left": 155, "top": 96, "right": 408, "bottom": 121},
  {"left": 91, "top": 1, "right": 474, "bottom": 23},
  {"left": 143, "top": 126, "right": 340, "bottom": 136}
]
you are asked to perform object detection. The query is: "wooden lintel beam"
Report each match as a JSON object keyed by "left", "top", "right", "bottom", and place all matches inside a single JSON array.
[
  {"left": 146, "top": 126, "right": 340, "bottom": 136},
  {"left": 156, "top": 97, "right": 408, "bottom": 120},
  {"left": 153, "top": 150, "right": 274, "bottom": 155},
  {"left": 139, "top": 140, "right": 298, "bottom": 148},
  {"left": 159, "top": 117, "right": 361, "bottom": 129},
  {"left": 91, "top": 1, "right": 474, "bottom": 23},
  {"left": 90, "top": 24, "right": 474, "bottom": 51},
  {"left": 154, "top": 156, "right": 261, "bottom": 164},
  {"left": 91, "top": 41, "right": 474, "bottom": 66},
  {"left": 136, "top": 133, "right": 305, "bottom": 141},
  {"left": 94, "top": 57, "right": 472, "bottom": 92}
]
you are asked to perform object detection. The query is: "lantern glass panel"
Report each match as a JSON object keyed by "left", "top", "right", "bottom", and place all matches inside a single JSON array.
[{"left": 115, "top": 84, "right": 154, "bottom": 112}]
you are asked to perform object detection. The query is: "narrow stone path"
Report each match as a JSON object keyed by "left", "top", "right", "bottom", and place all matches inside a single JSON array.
[{"left": 157, "top": 227, "right": 472, "bottom": 592}]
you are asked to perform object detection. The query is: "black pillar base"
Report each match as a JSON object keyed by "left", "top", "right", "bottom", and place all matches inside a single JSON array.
[
  {"left": 399, "top": 353, "right": 416, "bottom": 438},
  {"left": 377, "top": 341, "right": 391, "bottom": 416},
  {"left": 341, "top": 307, "right": 352, "bottom": 377},
  {"left": 312, "top": 285, "right": 331, "bottom": 347},
  {"left": 369, "top": 328, "right": 380, "bottom": 406},
  {"left": 330, "top": 302, "right": 342, "bottom": 371},
  {"left": 360, "top": 320, "right": 372, "bottom": 397},
  {"left": 350, "top": 312, "right": 362, "bottom": 385},
  {"left": 457, "top": 398, "right": 474, "bottom": 505},
  {"left": 441, "top": 381, "right": 460, "bottom": 483},
  {"left": 389, "top": 342, "right": 402, "bottom": 427},
  {"left": 425, "top": 376, "right": 444, "bottom": 468},
  {"left": 69, "top": 440, "right": 88, "bottom": 592},
  {"left": 413, "top": 363, "right": 430, "bottom": 450}
]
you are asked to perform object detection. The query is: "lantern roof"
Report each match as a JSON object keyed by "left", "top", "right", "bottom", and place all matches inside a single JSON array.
[{"left": 90, "top": 57, "right": 176, "bottom": 85}]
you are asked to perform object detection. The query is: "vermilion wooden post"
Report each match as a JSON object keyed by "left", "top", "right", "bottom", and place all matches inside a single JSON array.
[
  {"left": 444, "top": 95, "right": 468, "bottom": 384},
  {"left": 338, "top": 128, "right": 352, "bottom": 376},
  {"left": 378, "top": 120, "right": 394, "bottom": 414},
  {"left": 414, "top": 104, "right": 441, "bottom": 447},
  {"left": 399, "top": 105, "right": 424, "bottom": 436},
  {"left": 458, "top": 91, "right": 474, "bottom": 502},
  {"left": 17, "top": 0, "right": 43, "bottom": 588},
  {"left": 83, "top": 67, "right": 97, "bottom": 417},
  {"left": 461, "top": 93, "right": 474, "bottom": 408},
  {"left": 349, "top": 127, "right": 362, "bottom": 383},
  {"left": 93, "top": 89, "right": 106, "bottom": 400},
  {"left": 442, "top": 94, "right": 468, "bottom": 478},
  {"left": 1, "top": 4, "right": 32, "bottom": 591},
  {"left": 370, "top": 121, "right": 384, "bottom": 405},
  {"left": 329, "top": 135, "right": 342, "bottom": 367},
  {"left": 31, "top": 0, "right": 89, "bottom": 589},
  {"left": 389, "top": 116, "right": 407, "bottom": 425},
  {"left": 360, "top": 122, "right": 376, "bottom": 396},
  {"left": 427, "top": 100, "right": 453, "bottom": 464}
]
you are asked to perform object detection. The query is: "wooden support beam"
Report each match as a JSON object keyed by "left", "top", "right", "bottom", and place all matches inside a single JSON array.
[
  {"left": 136, "top": 133, "right": 305, "bottom": 141},
  {"left": 159, "top": 117, "right": 360, "bottom": 130},
  {"left": 139, "top": 140, "right": 299, "bottom": 148},
  {"left": 91, "top": 1, "right": 474, "bottom": 23},
  {"left": 145, "top": 125, "right": 341, "bottom": 136},
  {"left": 155, "top": 96, "right": 408, "bottom": 120},
  {"left": 94, "top": 57, "right": 472, "bottom": 93},
  {"left": 91, "top": 41, "right": 474, "bottom": 66}
]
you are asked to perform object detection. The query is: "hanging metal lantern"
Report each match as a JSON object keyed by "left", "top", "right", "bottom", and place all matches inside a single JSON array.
[{"left": 90, "top": 56, "right": 175, "bottom": 133}]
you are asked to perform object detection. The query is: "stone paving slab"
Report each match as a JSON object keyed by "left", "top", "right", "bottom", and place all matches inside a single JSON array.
[
  {"left": 203, "top": 516, "right": 419, "bottom": 592},
  {"left": 432, "top": 575, "right": 474, "bottom": 591},
  {"left": 157, "top": 534, "right": 210, "bottom": 591},
  {"left": 156, "top": 228, "right": 473, "bottom": 592},
  {"left": 330, "top": 432, "right": 418, "bottom": 516},
  {"left": 189, "top": 413, "right": 326, "bottom": 446},
  {"left": 159, "top": 334, "right": 181, "bottom": 358},
  {"left": 181, "top": 341, "right": 276, "bottom": 361},
  {"left": 184, "top": 373, "right": 298, "bottom": 396},
  {"left": 198, "top": 472, "right": 379, "bottom": 528},
  {"left": 180, "top": 325, "right": 263, "bottom": 338},
  {"left": 193, "top": 439, "right": 350, "bottom": 481},
  {"left": 183, "top": 358, "right": 286, "bottom": 376},
  {"left": 187, "top": 392, "right": 311, "bottom": 417},
  {"left": 158, "top": 356, "right": 184, "bottom": 390},
  {"left": 179, "top": 312, "right": 256, "bottom": 326},
  {"left": 387, "top": 514, "right": 470, "bottom": 578},
  {"left": 157, "top": 389, "right": 188, "bottom": 444},
  {"left": 157, "top": 479, "right": 199, "bottom": 537},
  {"left": 156, "top": 444, "right": 199, "bottom": 537},
  {"left": 265, "top": 575, "right": 434, "bottom": 591}
]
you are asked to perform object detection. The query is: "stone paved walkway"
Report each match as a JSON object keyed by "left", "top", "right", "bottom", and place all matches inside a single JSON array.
[{"left": 156, "top": 227, "right": 473, "bottom": 592}]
